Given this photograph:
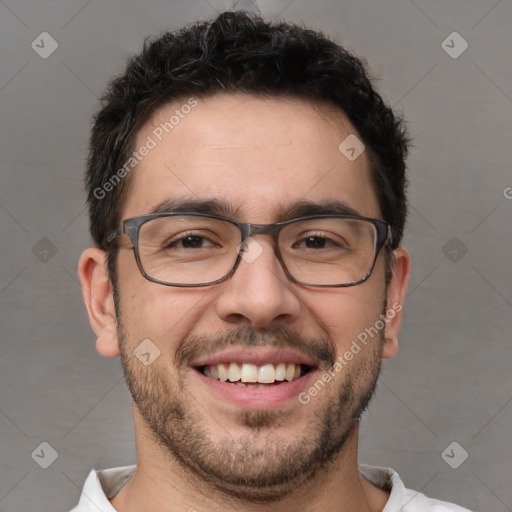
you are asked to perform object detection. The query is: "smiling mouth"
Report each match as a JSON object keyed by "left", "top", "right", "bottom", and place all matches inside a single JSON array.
[{"left": 197, "top": 362, "right": 313, "bottom": 388}]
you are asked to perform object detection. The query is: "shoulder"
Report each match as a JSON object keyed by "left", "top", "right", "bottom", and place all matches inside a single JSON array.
[
  {"left": 359, "top": 464, "right": 474, "bottom": 512},
  {"left": 68, "top": 466, "right": 136, "bottom": 512},
  {"left": 402, "top": 486, "right": 474, "bottom": 512}
]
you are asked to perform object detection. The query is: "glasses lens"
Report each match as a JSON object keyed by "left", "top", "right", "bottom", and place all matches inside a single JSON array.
[
  {"left": 137, "top": 216, "right": 241, "bottom": 285},
  {"left": 279, "top": 217, "right": 378, "bottom": 285}
]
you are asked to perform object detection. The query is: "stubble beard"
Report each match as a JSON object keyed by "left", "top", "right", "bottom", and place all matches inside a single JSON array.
[{"left": 117, "top": 320, "right": 383, "bottom": 503}]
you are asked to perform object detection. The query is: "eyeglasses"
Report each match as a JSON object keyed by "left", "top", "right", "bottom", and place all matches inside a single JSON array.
[{"left": 107, "top": 212, "right": 392, "bottom": 287}]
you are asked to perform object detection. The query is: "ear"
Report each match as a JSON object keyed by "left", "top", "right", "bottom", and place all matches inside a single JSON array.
[
  {"left": 77, "top": 247, "right": 120, "bottom": 358},
  {"left": 381, "top": 247, "right": 411, "bottom": 359}
]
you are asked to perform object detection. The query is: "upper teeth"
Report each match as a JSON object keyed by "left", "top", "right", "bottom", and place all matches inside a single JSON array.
[{"left": 203, "top": 362, "right": 302, "bottom": 383}]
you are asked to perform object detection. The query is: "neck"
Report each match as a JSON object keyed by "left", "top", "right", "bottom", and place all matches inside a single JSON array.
[{"left": 110, "top": 419, "right": 389, "bottom": 512}]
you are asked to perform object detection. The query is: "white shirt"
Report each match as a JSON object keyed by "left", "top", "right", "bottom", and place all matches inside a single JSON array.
[{"left": 69, "top": 464, "right": 473, "bottom": 512}]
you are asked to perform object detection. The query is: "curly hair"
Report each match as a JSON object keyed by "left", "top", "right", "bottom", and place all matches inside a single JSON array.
[{"left": 85, "top": 10, "right": 409, "bottom": 281}]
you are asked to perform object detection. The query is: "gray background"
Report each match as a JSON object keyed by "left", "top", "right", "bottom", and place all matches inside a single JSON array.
[{"left": 1, "top": 1, "right": 511, "bottom": 510}]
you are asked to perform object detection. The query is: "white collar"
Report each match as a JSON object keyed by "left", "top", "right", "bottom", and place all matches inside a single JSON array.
[{"left": 71, "top": 464, "right": 470, "bottom": 512}]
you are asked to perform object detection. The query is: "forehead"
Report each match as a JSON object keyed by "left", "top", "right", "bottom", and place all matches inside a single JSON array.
[{"left": 123, "top": 93, "right": 380, "bottom": 221}]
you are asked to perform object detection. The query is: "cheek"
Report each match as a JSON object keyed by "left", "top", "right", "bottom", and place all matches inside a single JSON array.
[
  {"left": 116, "top": 252, "right": 209, "bottom": 351},
  {"left": 303, "top": 281, "right": 385, "bottom": 353}
]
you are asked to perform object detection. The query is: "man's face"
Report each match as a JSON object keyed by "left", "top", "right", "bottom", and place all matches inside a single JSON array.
[{"left": 111, "top": 94, "right": 398, "bottom": 499}]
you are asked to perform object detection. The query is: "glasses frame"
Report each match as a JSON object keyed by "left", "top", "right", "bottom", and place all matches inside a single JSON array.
[{"left": 107, "top": 212, "right": 392, "bottom": 288}]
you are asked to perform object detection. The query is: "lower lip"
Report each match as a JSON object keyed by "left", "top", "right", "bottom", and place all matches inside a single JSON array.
[{"left": 192, "top": 368, "right": 316, "bottom": 408}]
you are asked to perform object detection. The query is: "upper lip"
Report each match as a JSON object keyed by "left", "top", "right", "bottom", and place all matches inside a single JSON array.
[{"left": 190, "top": 348, "right": 316, "bottom": 368}]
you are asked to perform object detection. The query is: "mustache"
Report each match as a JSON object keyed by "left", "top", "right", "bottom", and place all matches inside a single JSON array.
[{"left": 175, "top": 324, "right": 336, "bottom": 370}]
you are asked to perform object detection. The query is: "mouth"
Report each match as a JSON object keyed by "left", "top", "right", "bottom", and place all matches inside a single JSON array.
[
  {"left": 190, "top": 349, "right": 318, "bottom": 408},
  {"left": 198, "top": 362, "right": 313, "bottom": 388}
]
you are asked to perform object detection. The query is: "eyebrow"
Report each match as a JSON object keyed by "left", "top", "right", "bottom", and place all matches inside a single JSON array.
[
  {"left": 278, "top": 199, "right": 361, "bottom": 220},
  {"left": 149, "top": 197, "right": 362, "bottom": 221},
  {"left": 150, "top": 197, "right": 241, "bottom": 217}
]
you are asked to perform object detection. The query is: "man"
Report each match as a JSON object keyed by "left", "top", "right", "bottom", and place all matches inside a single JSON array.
[{"left": 73, "top": 10, "right": 472, "bottom": 512}]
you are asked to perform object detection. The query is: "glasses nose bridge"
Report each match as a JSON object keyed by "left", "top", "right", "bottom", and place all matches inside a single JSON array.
[
  {"left": 245, "top": 222, "right": 279, "bottom": 240},
  {"left": 242, "top": 223, "right": 279, "bottom": 242},
  {"left": 237, "top": 222, "right": 287, "bottom": 280}
]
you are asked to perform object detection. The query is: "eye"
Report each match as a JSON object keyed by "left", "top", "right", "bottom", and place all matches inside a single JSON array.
[
  {"left": 293, "top": 233, "right": 348, "bottom": 250},
  {"left": 166, "top": 233, "right": 218, "bottom": 249},
  {"left": 301, "top": 236, "right": 329, "bottom": 249}
]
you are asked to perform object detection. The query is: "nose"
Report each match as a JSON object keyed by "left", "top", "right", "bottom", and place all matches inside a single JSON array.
[{"left": 214, "top": 236, "right": 302, "bottom": 329}]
